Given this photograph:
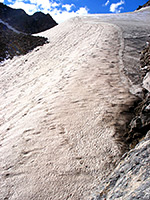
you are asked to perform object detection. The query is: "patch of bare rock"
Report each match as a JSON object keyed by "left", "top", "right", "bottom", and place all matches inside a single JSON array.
[
  {"left": 0, "top": 3, "right": 57, "bottom": 34},
  {"left": 0, "top": 3, "right": 57, "bottom": 62},
  {"left": 0, "top": 23, "right": 48, "bottom": 62}
]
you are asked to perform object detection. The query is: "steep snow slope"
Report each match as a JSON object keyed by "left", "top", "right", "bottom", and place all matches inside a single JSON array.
[{"left": 0, "top": 8, "right": 150, "bottom": 200}]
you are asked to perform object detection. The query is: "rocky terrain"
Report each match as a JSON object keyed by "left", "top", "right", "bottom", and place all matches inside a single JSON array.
[
  {"left": 0, "top": 3, "right": 57, "bottom": 34},
  {"left": 127, "top": 42, "right": 150, "bottom": 148},
  {"left": 137, "top": 0, "right": 150, "bottom": 10},
  {"left": 0, "top": 22, "right": 48, "bottom": 62},
  {"left": 0, "top": 3, "right": 58, "bottom": 62},
  {"left": 0, "top": 3, "right": 150, "bottom": 200}
]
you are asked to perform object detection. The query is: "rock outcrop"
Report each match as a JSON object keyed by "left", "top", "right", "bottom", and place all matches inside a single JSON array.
[
  {"left": 137, "top": 0, "right": 150, "bottom": 10},
  {"left": 127, "top": 42, "right": 150, "bottom": 146},
  {"left": 0, "top": 22, "right": 48, "bottom": 62},
  {"left": 0, "top": 3, "right": 57, "bottom": 62},
  {"left": 0, "top": 3, "right": 57, "bottom": 34}
]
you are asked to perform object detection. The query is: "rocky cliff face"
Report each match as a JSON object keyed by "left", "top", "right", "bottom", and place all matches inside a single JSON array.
[
  {"left": 0, "top": 22, "right": 48, "bottom": 62},
  {"left": 0, "top": 3, "right": 57, "bottom": 62},
  {"left": 0, "top": 3, "right": 57, "bottom": 34},
  {"left": 114, "top": 42, "right": 150, "bottom": 151}
]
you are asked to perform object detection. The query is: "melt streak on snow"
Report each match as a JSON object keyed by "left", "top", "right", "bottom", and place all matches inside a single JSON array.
[
  {"left": 0, "top": 8, "right": 150, "bottom": 200},
  {"left": 0, "top": 19, "right": 21, "bottom": 34}
]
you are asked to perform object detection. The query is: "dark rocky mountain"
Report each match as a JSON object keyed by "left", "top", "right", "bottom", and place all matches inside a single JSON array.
[
  {"left": 0, "top": 22, "right": 48, "bottom": 62},
  {"left": 0, "top": 3, "right": 58, "bottom": 62},
  {"left": 0, "top": 3, "right": 57, "bottom": 34},
  {"left": 137, "top": 0, "right": 150, "bottom": 10}
]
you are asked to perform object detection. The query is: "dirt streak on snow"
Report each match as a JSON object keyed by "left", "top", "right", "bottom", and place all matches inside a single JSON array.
[{"left": 0, "top": 17, "right": 137, "bottom": 199}]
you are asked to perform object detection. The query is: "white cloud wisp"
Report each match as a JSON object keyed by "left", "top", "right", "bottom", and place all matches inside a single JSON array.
[
  {"left": 110, "top": 0, "right": 125, "bottom": 13},
  {"left": 104, "top": 0, "right": 110, "bottom": 6},
  {"left": 51, "top": 7, "right": 88, "bottom": 23},
  {"left": 62, "top": 4, "right": 75, "bottom": 12}
]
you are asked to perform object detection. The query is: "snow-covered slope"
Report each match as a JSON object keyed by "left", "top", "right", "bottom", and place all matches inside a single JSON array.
[{"left": 0, "top": 8, "right": 150, "bottom": 200}]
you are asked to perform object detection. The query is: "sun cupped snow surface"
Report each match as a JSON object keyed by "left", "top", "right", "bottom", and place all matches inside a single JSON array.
[{"left": 0, "top": 8, "right": 150, "bottom": 200}]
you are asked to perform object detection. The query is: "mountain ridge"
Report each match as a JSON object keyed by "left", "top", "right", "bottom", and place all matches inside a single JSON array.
[
  {"left": 0, "top": 3, "right": 58, "bottom": 62},
  {"left": 0, "top": 22, "right": 48, "bottom": 62},
  {"left": 0, "top": 3, "right": 57, "bottom": 34},
  {"left": 137, "top": 0, "right": 150, "bottom": 10}
]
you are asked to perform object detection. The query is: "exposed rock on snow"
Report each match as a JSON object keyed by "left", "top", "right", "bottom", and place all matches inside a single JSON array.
[
  {"left": 0, "top": 3, "right": 57, "bottom": 62},
  {"left": 0, "top": 23, "right": 48, "bottom": 62}
]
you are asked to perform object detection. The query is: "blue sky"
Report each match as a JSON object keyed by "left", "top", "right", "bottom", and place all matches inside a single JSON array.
[{"left": 0, "top": 0, "right": 148, "bottom": 23}]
